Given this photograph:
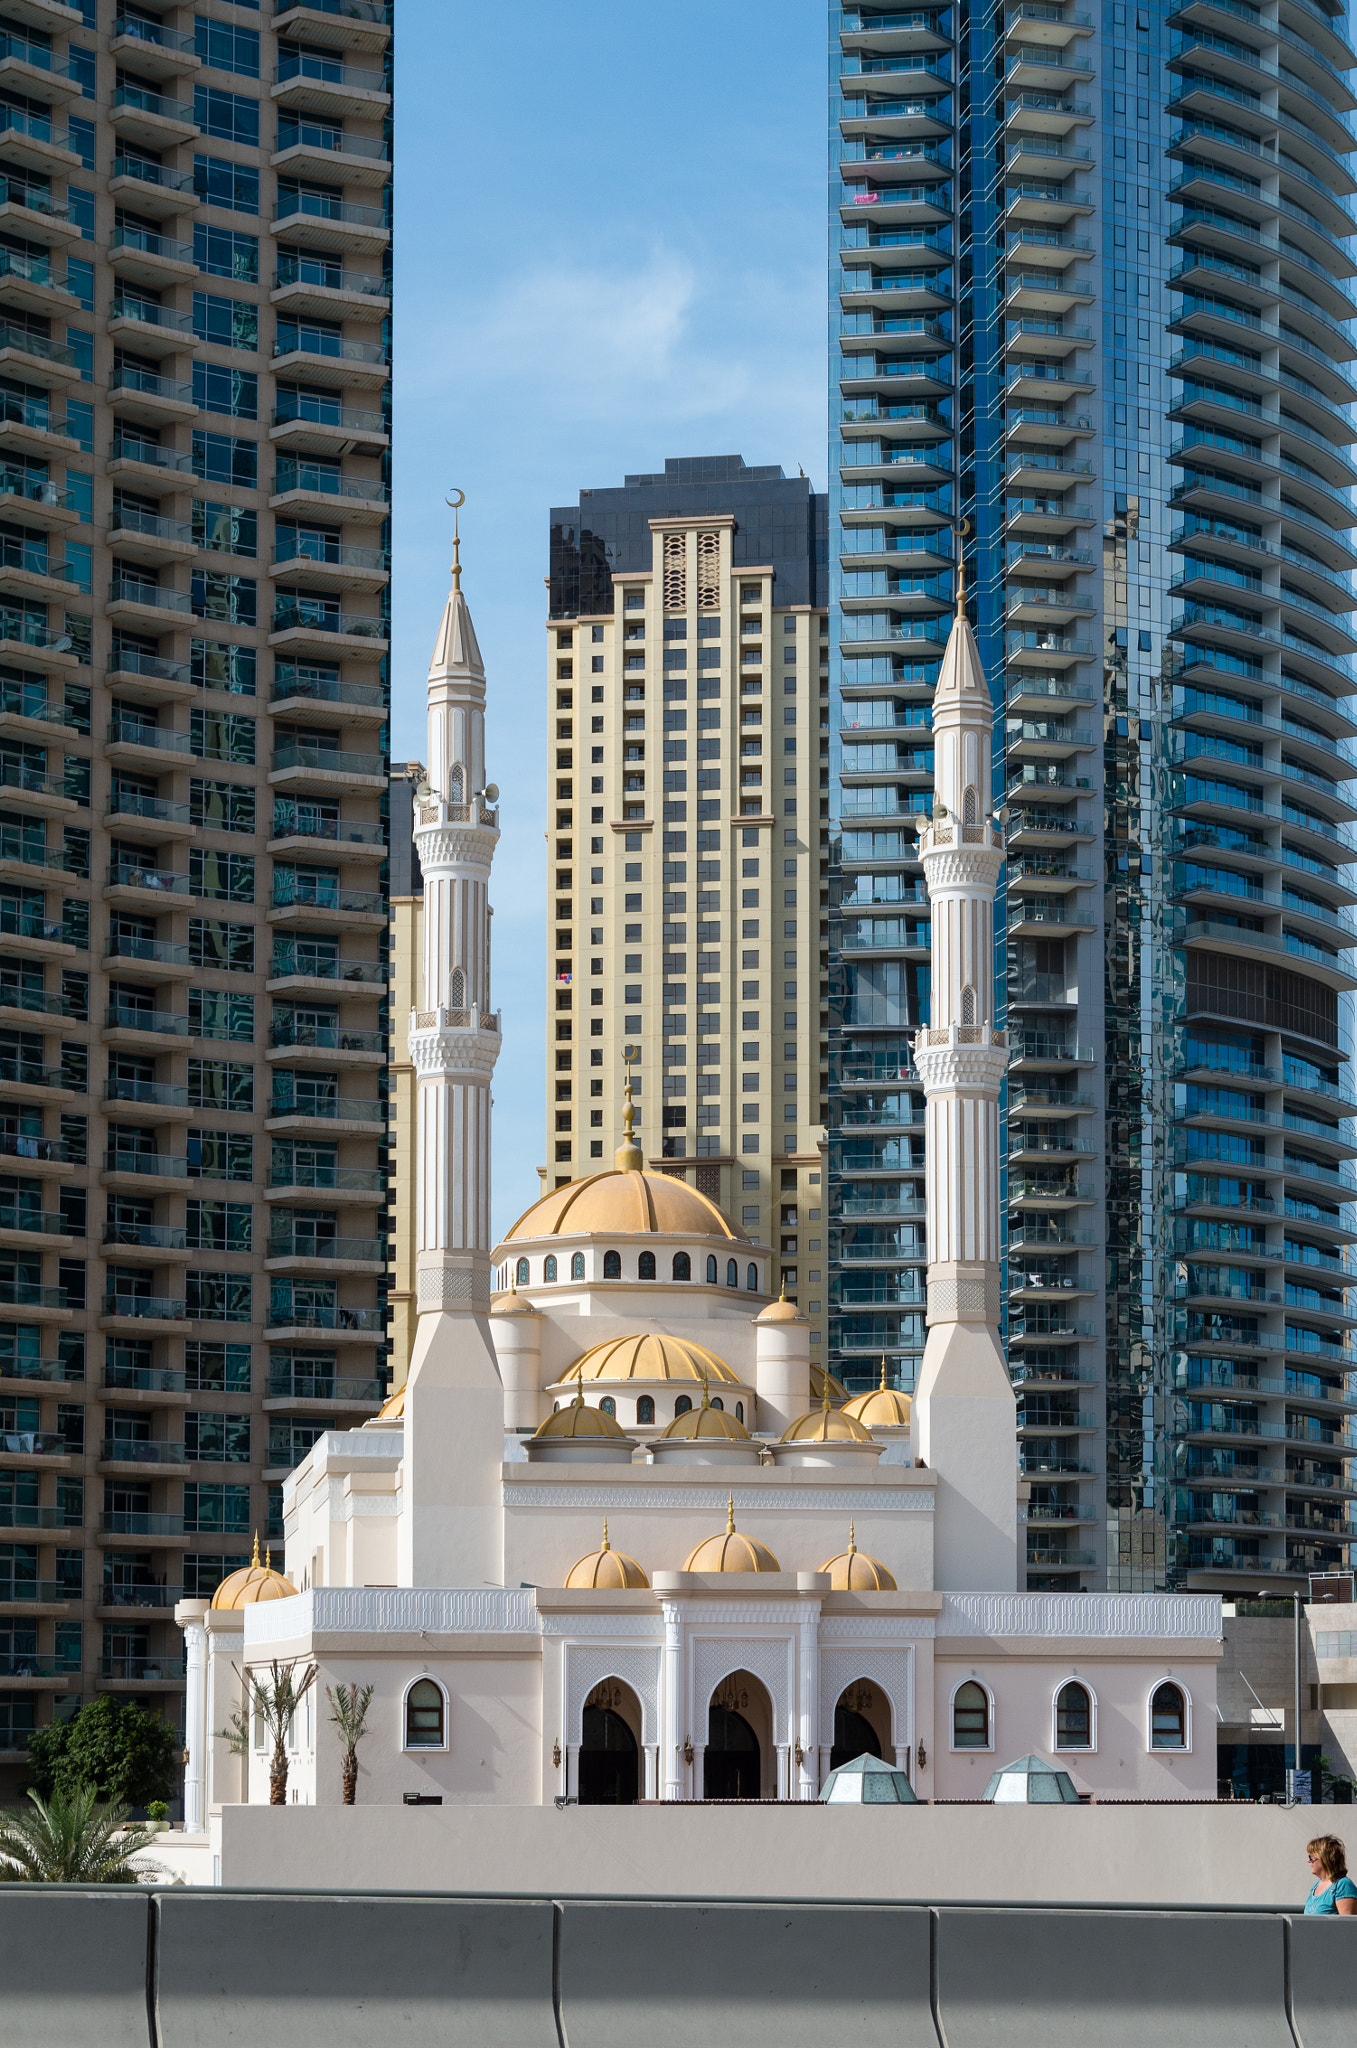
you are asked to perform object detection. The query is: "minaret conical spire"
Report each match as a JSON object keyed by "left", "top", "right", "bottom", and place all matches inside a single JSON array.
[
  {"left": 400, "top": 498, "right": 506, "bottom": 1591},
  {"left": 909, "top": 604, "right": 1019, "bottom": 1590}
]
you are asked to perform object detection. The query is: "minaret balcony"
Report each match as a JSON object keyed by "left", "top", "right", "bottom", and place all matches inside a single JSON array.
[{"left": 408, "top": 1003, "right": 501, "bottom": 1037}]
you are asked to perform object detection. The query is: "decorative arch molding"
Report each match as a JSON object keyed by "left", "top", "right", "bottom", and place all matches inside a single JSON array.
[
  {"left": 691, "top": 1635, "right": 793, "bottom": 1742},
  {"left": 818, "top": 1646, "right": 913, "bottom": 1748},
  {"left": 564, "top": 1642, "right": 661, "bottom": 1747}
]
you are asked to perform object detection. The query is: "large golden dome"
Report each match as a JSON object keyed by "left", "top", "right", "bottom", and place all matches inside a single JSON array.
[
  {"left": 780, "top": 1389, "right": 875, "bottom": 1446},
  {"left": 564, "top": 1521, "right": 649, "bottom": 1590},
  {"left": 531, "top": 1393, "right": 629, "bottom": 1442},
  {"left": 564, "top": 1333, "right": 740, "bottom": 1386},
  {"left": 503, "top": 1168, "right": 748, "bottom": 1245},
  {"left": 818, "top": 1523, "right": 897, "bottom": 1592},
  {"left": 682, "top": 1497, "right": 780, "bottom": 1573},
  {"left": 376, "top": 1381, "right": 405, "bottom": 1420},
  {"left": 211, "top": 1537, "right": 297, "bottom": 1609},
  {"left": 842, "top": 1359, "right": 912, "bottom": 1431}
]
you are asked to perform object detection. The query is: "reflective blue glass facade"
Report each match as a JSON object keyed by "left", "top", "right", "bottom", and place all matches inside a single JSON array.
[{"left": 829, "top": 0, "right": 1357, "bottom": 1592}]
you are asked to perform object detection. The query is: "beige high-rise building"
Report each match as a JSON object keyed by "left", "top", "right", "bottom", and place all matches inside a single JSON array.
[
  {"left": 0, "top": 0, "right": 392, "bottom": 1795},
  {"left": 542, "top": 457, "right": 829, "bottom": 1360}
]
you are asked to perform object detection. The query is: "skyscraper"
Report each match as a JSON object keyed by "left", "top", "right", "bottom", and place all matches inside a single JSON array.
[
  {"left": 828, "top": 2, "right": 1356, "bottom": 1592},
  {"left": 0, "top": 0, "right": 392, "bottom": 1793},
  {"left": 544, "top": 457, "right": 831, "bottom": 1351}
]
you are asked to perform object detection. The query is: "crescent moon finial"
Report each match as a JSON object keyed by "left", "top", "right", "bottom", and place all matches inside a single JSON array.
[{"left": 446, "top": 489, "right": 465, "bottom": 589}]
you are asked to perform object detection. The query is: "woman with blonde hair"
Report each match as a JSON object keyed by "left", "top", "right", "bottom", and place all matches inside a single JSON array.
[{"left": 1304, "top": 1836, "right": 1357, "bottom": 1914}]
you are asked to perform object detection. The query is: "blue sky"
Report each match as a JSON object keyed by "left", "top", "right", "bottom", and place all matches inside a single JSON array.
[{"left": 390, "top": 0, "right": 828, "bottom": 1238}]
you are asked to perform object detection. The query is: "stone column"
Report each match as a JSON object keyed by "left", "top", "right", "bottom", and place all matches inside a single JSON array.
[
  {"left": 662, "top": 1599, "right": 683, "bottom": 1800},
  {"left": 175, "top": 1598, "right": 209, "bottom": 1831}
]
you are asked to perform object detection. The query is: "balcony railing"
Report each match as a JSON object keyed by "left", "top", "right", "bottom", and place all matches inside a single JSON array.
[
  {"left": 267, "top": 1234, "right": 383, "bottom": 1262},
  {"left": 270, "top": 603, "right": 387, "bottom": 642},
  {"left": 269, "top": 1021, "right": 383, "bottom": 1053},
  {"left": 274, "top": 258, "right": 389, "bottom": 296},
  {"left": 268, "top": 1093, "right": 383, "bottom": 1122},
  {"left": 266, "top": 1165, "right": 384, "bottom": 1193},
  {"left": 264, "top": 1304, "right": 383, "bottom": 1332},
  {"left": 269, "top": 949, "right": 385, "bottom": 984},
  {"left": 109, "top": 225, "right": 195, "bottom": 265},
  {"left": 100, "top": 1298, "right": 187, "bottom": 1325},
  {"left": 99, "top": 1654, "right": 186, "bottom": 1680}
]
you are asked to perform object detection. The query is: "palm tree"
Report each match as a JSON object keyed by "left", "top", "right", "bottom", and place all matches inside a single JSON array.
[
  {"left": 325, "top": 1683, "right": 374, "bottom": 1805},
  {"left": 239, "top": 1659, "right": 317, "bottom": 1805},
  {"left": 0, "top": 1785, "right": 164, "bottom": 1884}
]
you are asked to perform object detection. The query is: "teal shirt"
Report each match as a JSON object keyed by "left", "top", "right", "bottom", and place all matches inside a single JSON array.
[{"left": 1305, "top": 1876, "right": 1357, "bottom": 1914}]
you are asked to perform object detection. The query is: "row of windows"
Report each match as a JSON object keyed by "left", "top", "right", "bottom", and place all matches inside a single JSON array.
[
  {"left": 510, "top": 1251, "right": 759, "bottom": 1289},
  {"left": 339, "top": 1674, "right": 1195, "bottom": 1764},
  {"left": 559, "top": 1394, "right": 746, "bottom": 1427},
  {"left": 953, "top": 1679, "right": 1192, "bottom": 1753}
]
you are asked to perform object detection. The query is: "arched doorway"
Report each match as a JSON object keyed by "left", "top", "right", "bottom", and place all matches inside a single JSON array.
[
  {"left": 578, "top": 1679, "right": 640, "bottom": 1804},
  {"left": 830, "top": 1679, "right": 890, "bottom": 1771},
  {"left": 703, "top": 1669, "right": 771, "bottom": 1799}
]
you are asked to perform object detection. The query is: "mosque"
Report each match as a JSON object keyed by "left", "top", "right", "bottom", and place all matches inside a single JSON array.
[{"left": 176, "top": 540, "right": 1223, "bottom": 1820}]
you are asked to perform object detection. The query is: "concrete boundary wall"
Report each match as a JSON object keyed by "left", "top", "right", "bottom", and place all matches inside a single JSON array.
[{"left": 1, "top": 1890, "right": 1356, "bottom": 2047}]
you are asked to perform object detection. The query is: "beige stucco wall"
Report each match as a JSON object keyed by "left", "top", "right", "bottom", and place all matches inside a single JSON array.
[{"left": 217, "top": 1799, "right": 1343, "bottom": 1907}]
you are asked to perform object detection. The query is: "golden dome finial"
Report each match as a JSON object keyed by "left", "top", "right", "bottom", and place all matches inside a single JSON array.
[
  {"left": 447, "top": 487, "right": 465, "bottom": 592},
  {"left": 700, "top": 1368, "right": 711, "bottom": 1410},
  {"left": 251, "top": 1530, "right": 260, "bottom": 1568},
  {"left": 614, "top": 1045, "right": 643, "bottom": 1171},
  {"left": 726, "top": 1492, "right": 736, "bottom": 1536},
  {"left": 601, "top": 1517, "right": 610, "bottom": 1552},
  {"left": 953, "top": 515, "right": 970, "bottom": 617},
  {"left": 265, "top": 1547, "right": 272, "bottom": 1571},
  {"left": 848, "top": 1520, "right": 857, "bottom": 1557},
  {"left": 879, "top": 1355, "right": 889, "bottom": 1392},
  {"left": 779, "top": 1274, "right": 787, "bottom": 1303},
  {"left": 573, "top": 1381, "right": 585, "bottom": 1408},
  {"left": 822, "top": 1377, "right": 832, "bottom": 1415}
]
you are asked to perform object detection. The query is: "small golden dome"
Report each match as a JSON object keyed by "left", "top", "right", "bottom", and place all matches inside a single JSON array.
[
  {"left": 211, "top": 1535, "right": 298, "bottom": 1609},
  {"left": 564, "top": 1519, "right": 649, "bottom": 1590},
  {"left": 658, "top": 1380, "right": 751, "bottom": 1442},
  {"left": 818, "top": 1521, "right": 897, "bottom": 1592},
  {"left": 757, "top": 1280, "right": 805, "bottom": 1325},
  {"left": 565, "top": 1333, "right": 740, "bottom": 1387},
  {"left": 780, "top": 1384, "right": 875, "bottom": 1445},
  {"left": 376, "top": 1381, "right": 405, "bottom": 1420},
  {"left": 531, "top": 1390, "right": 629, "bottom": 1442},
  {"left": 809, "top": 1361, "right": 849, "bottom": 1404},
  {"left": 682, "top": 1494, "right": 780, "bottom": 1573},
  {"left": 842, "top": 1357, "right": 913, "bottom": 1430}
]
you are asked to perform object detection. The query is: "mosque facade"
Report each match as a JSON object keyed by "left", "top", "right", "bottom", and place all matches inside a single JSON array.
[{"left": 176, "top": 541, "right": 1223, "bottom": 1822}]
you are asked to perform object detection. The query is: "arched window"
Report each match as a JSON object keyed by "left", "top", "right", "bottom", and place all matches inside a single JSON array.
[
  {"left": 672, "top": 1252, "right": 691, "bottom": 1281},
  {"left": 448, "top": 763, "right": 464, "bottom": 804},
  {"left": 961, "top": 985, "right": 975, "bottom": 1026},
  {"left": 711, "top": 1397, "right": 724, "bottom": 1411},
  {"left": 543, "top": 1254, "right": 557, "bottom": 1283},
  {"left": 963, "top": 785, "right": 977, "bottom": 826},
  {"left": 603, "top": 1250, "right": 621, "bottom": 1279},
  {"left": 952, "top": 1680, "right": 990, "bottom": 1749},
  {"left": 1151, "top": 1682, "right": 1186, "bottom": 1750},
  {"left": 637, "top": 1395, "right": 654, "bottom": 1425},
  {"left": 515, "top": 1257, "right": 529, "bottom": 1286},
  {"left": 599, "top": 1396, "right": 616, "bottom": 1418},
  {"left": 735, "top": 1401, "right": 744, "bottom": 1423},
  {"left": 674, "top": 1395, "right": 692, "bottom": 1417},
  {"left": 449, "top": 966, "right": 465, "bottom": 1010},
  {"left": 706, "top": 1254, "right": 717, "bottom": 1284},
  {"left": 638, "top": 1251, "right": 656, "bottom": 1280},
  {"left": 1055, "top": 1681, "right": 1092, "bottom": 1751},
  {"left": 726, "top": 1258, "right": 738, "bottom": 1287},
  {"left": 746, "top": 1263, "right": 757, "bottom": 1291},
  {"left": 571, "top": 1252, "right": 585, "bottom": 1280},
  {"left": 405, "top": 1678, "right": 446, "bottom": 1750}
]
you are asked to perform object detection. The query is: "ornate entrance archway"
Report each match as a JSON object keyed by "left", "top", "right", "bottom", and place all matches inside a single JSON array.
[
  {"left": 831, "top": 1678, "right": 889, "bottom": 1771},
  {"left": 578, "top": 1679, "right": 641, "bottom": 1804},
  {"left": 702, "top": 1669, "right": 772, "bottom": 1799}
]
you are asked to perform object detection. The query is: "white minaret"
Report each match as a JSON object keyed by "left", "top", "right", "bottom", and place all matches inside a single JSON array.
[
  {"left": 398, "top": 511, "right": 506, "bottom": 1588},
  {"left": 909, "top": 585, "right": 1020, "bottom": 1590}
]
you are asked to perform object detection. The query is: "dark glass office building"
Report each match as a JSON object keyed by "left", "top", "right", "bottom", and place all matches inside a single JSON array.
[{"left": 828, "top": 1, "right": 1357, "bottom": 1593}]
